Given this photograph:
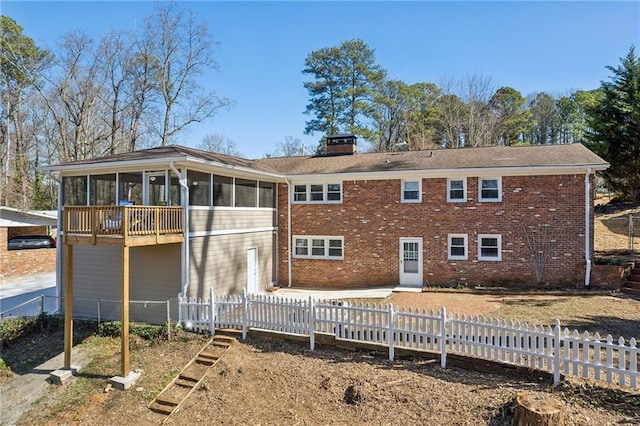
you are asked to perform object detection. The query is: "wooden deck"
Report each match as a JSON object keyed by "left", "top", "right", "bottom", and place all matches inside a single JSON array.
[{"left": 63, "top": 205, "right": 184, "bottom": 247}]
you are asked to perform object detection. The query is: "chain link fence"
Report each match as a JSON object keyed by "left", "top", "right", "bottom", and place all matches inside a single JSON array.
[
  {"left": 0, "top": 295, "right": 179, "bottom": 326},
  {"left": 595, "top": 214, "right": 639, "bottom": 253}
]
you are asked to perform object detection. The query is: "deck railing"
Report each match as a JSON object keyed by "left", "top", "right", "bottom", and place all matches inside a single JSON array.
[{"left": 64, "top": 205, "right": 184, "bottom": 241}]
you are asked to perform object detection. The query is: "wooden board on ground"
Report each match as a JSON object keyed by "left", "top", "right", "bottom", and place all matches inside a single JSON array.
[{"left": 148, "top": 335, "right": 235, "bottom": 422}]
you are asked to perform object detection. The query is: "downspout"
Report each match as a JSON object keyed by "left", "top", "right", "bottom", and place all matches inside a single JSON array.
[
  {"left": 49, "top": 173, "right": 63, "bottom": 312},
  {"left": 287, "top": 179, "right": 292, "bottom": 287},
  {"left": 584, "top": 168, "right": 592, "bottom": 287},
  {"left": 170, "top": 162, "right": 190, "bottom": 296}
]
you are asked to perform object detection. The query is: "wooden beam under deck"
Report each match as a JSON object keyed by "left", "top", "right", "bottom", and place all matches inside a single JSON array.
[{"left": 65, "top": 233, "right": 184, "bottom": 247}]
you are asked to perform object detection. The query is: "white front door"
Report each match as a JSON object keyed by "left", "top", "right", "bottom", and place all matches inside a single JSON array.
[
  {"left": 399, "top": 238, "right": 423, "bottom": 287},
  {"left": 247, "top": 247, "right": 258, "bottom": 293}
]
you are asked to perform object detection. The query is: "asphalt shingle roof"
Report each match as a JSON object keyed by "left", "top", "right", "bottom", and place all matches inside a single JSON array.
[
  {"left": 254, "top": 143, "right": 608, "bottom": 175},
  {"left": 47, "top": 143, "right": 607, "bottom": 176}
]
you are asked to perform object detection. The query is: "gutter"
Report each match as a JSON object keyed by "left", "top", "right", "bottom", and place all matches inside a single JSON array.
[
  {"left": 170, "top": 162, "right": 190, "bottom": 296},
  {"left": 585, "top": 168, "right": 592, "bottom": 287},
  {"left": 287, "top": 179, "right": 292, "bottom": 287}
]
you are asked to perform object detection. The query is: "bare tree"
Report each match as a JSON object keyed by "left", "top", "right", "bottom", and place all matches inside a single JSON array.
[
  {"left": 144, "top": 2, "right": 231, "bottom": 146},
  {"left": 267, "top": 135, "right": 306, "bottom": 157},
  {"left": 198, "top": 133, "right": 242, "bottom": 157},
  {"left": 519, "top": 223, "right": 565, "bottom": 284}
]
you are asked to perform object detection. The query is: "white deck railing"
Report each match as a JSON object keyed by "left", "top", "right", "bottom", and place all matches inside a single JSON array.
[{"left": 178, "top": 290, "right": 639, "bottom": 389}]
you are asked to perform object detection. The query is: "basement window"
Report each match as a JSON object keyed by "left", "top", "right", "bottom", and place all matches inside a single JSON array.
[
  {"left": 448, "top": 234, "right": 468, "bottom": 260},
  {"left": 478, "top": 234, "right": 502, "bottom": 261},
  {"left": 293, "top": 236, "right": 344, "bottom": 260}
]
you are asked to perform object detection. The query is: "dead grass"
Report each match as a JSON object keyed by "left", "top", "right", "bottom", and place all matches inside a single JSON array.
[{"left": 8, "top": 292, "right": 640, "bottom": 426}]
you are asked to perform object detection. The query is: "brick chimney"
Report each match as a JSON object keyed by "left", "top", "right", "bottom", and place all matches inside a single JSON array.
[{"left": 325, "top": 134, "right": 357, "bottom": 156}]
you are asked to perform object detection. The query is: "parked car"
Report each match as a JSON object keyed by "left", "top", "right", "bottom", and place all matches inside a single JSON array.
[{"left": 7, "top": 235, "right": 56, "bottom": 250}]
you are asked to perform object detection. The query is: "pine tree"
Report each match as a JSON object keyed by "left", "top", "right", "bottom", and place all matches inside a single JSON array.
[{"left": 586, "top": 46, "right": 640, "bottom": 204}]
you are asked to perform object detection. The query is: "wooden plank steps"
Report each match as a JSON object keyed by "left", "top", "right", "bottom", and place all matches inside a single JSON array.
[{"left": 148, "top": 335, "right": 235, "bottom": 422}]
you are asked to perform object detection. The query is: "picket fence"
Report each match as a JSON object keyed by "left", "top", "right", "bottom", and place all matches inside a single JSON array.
[{"left": 178, "top": 290, "right": 639, "bottom": 389}]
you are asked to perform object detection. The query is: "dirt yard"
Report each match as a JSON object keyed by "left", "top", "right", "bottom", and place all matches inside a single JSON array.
[{"left": 6, "top": 292, "right": 640, "bottom": 426}]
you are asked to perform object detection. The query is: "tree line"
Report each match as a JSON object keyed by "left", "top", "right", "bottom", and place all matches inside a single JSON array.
[
  {"left": 302, "top": 40, "right": 639, "bottom": 203},
  {"left": 1, "top": 7, "right": 638, "bottom": 210},
  {"left": 1, "top": 3, "right": 229, "bottom": 209},
  {"left": 302, "top": 39, "right": 598, "bottom": 152}
]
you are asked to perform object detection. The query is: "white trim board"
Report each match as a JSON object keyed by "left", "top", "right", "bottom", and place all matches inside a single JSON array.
[{"left": 189, "top": 226, "right": 276, "bottom": 238}]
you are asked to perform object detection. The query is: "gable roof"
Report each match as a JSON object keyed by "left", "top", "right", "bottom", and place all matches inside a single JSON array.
[
  {"left": 43, "top": 143, "right": 607, "bottom": 179},
  {"left": 255, "top": 144, "right": 608, "bottom": 176}
]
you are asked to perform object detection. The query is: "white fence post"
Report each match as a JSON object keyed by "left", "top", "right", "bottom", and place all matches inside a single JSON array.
[
  {"left": 242, "top": 289, "right": 248, "bottom": 340},
  {"left": 440, "top": 307, "right": 447, "bottom": 368},
  {"left": 309, "top": 296, "right": 315, "bottom": 351},
  {"left": 209, "top": 287, "right": 215, "bottom": 336},
  {"left": 388, "top": 304, "right": 395, "bottom": 362},
  {"left": 178, "top": 292, "right": 183, "bottom": 326},
  {"left": 554, "top": 318, "right": 561, "bottom": 385}
]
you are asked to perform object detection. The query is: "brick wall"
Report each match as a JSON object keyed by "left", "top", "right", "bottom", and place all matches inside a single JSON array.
[
  {"left": 0, "top": 226, "right": 57, "bottom": 278},
  {"left": 277, "top": 174, "right": 594, "bottom": 289}
]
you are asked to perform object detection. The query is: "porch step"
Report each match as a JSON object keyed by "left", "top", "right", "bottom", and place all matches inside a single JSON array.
[
  {"left": 621, "top": 287, "right": 640, "bottom": 296},
  {"left": 623, "top": 280, "right": 640, "bottom": 290},
  {"left": 622, "top": 259, "right": 640, "bottom": 294}
]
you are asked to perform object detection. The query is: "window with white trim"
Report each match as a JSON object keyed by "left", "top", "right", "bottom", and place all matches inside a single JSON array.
[
  {"left": 292, "top": 183, "right": 342, "bottom": 203},
  {"left": 478, "top": 234, "right": 502, "bottom": 261},
  {"left": 479, "top": 177, "right": 502, "bottom": 202},
  {"left": 293, "top": 236, "right": 344, "bottom": 259},
  {"left": 327, "top": 183, "right": 341, "bottom": 201},
  {"left": 402, "top": 180, "right": 421, "bottom": 203},
  {"left": 294, "top": 185, "right": 307, "bottom": 202},
  {"left": 310, "top": 184, "right": 324, "bottom": 202},
  {"left": 448, "top": 234, "right": 468, "bottom": 260},
  {"left": 294, "top": 238, "right": 308, "bottom": 256},
  {"left": 447, "top": 178, "right": 467, "bottom": 202}
]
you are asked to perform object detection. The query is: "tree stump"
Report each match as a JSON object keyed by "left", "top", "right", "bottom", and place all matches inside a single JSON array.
[{"left": 513, "top": 392, "right": 565, "bottom": 426}]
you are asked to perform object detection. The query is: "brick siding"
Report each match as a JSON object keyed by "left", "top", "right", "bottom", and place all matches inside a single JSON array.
[
  {"left": 0, "top": 226, "right": 57, "bottom": 278},
  {"left": 277, "top": 174, "right": 594, "bottom": 289}
]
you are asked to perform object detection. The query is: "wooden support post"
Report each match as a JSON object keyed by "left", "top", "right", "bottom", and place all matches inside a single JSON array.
[
  {"left": 64, "top": 244, "right": 73, "bottom": 369},
  {"left": 121, "top": 245, "right": 130, "bottom": 377}
]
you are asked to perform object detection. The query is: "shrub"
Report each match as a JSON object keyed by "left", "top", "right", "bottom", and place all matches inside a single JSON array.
[
  {"left": 594, "top": 257, "right": 628, "bottom": 266},
  {"left": 97, "top": 321, "right": 164, "bottom": 341}
]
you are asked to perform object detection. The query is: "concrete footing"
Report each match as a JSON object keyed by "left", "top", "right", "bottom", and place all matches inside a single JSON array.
[
  {"left": 49, "top": 366, "right": 80, "bottom": 385},
  {"left": 109, "top": 371, "right": 142, "bottom": 390}
]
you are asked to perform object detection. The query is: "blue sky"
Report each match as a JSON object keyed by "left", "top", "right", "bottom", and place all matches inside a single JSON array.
[{"left": 3, "top": 1, "right": 639, "bottom": 158}]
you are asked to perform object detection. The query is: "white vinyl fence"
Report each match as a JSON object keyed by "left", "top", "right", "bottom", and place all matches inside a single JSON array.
[{"left": 180, "top": 290, "right": 639, "bottom": 390}]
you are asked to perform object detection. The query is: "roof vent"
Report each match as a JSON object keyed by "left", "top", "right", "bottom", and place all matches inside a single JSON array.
[{"left": 325, "top": 134, "right": 357, "bottom": 156}]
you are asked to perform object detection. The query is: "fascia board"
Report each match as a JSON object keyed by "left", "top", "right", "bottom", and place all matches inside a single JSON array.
[
  {"left": 286, "top": 164, "right": 609, "bottom": 182},
  {"left": 42, "top": 155, "right": 287, "bottom": 181},
  {"left": 183, "top": 157, "right": 286, "bottom": 181},
  {"left": 40, "top": 156, "right": 188, "bottom": 175}
]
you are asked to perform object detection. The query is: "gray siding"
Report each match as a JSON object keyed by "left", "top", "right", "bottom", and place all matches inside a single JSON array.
[
  {"left": 61, "top": 244, "right": 181, "bottom": 324},
  {"left": 188, "top": 230, "right": 275, "bottom": 299},
  {"left": 189, "top": 209, "right": 276, "bottom": 233}
]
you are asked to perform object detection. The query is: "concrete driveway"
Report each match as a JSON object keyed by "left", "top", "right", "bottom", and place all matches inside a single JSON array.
[{"left": 0, "top": 272, "right": 57, "bottom": 317}]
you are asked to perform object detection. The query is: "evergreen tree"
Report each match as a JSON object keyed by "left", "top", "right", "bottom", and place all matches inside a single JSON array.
[
  {"left": 586, "top": 46, "right": 640, "bottom": 204},
  {"left": 302, "top": 39, "right": 386, "bottom": 145}
]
